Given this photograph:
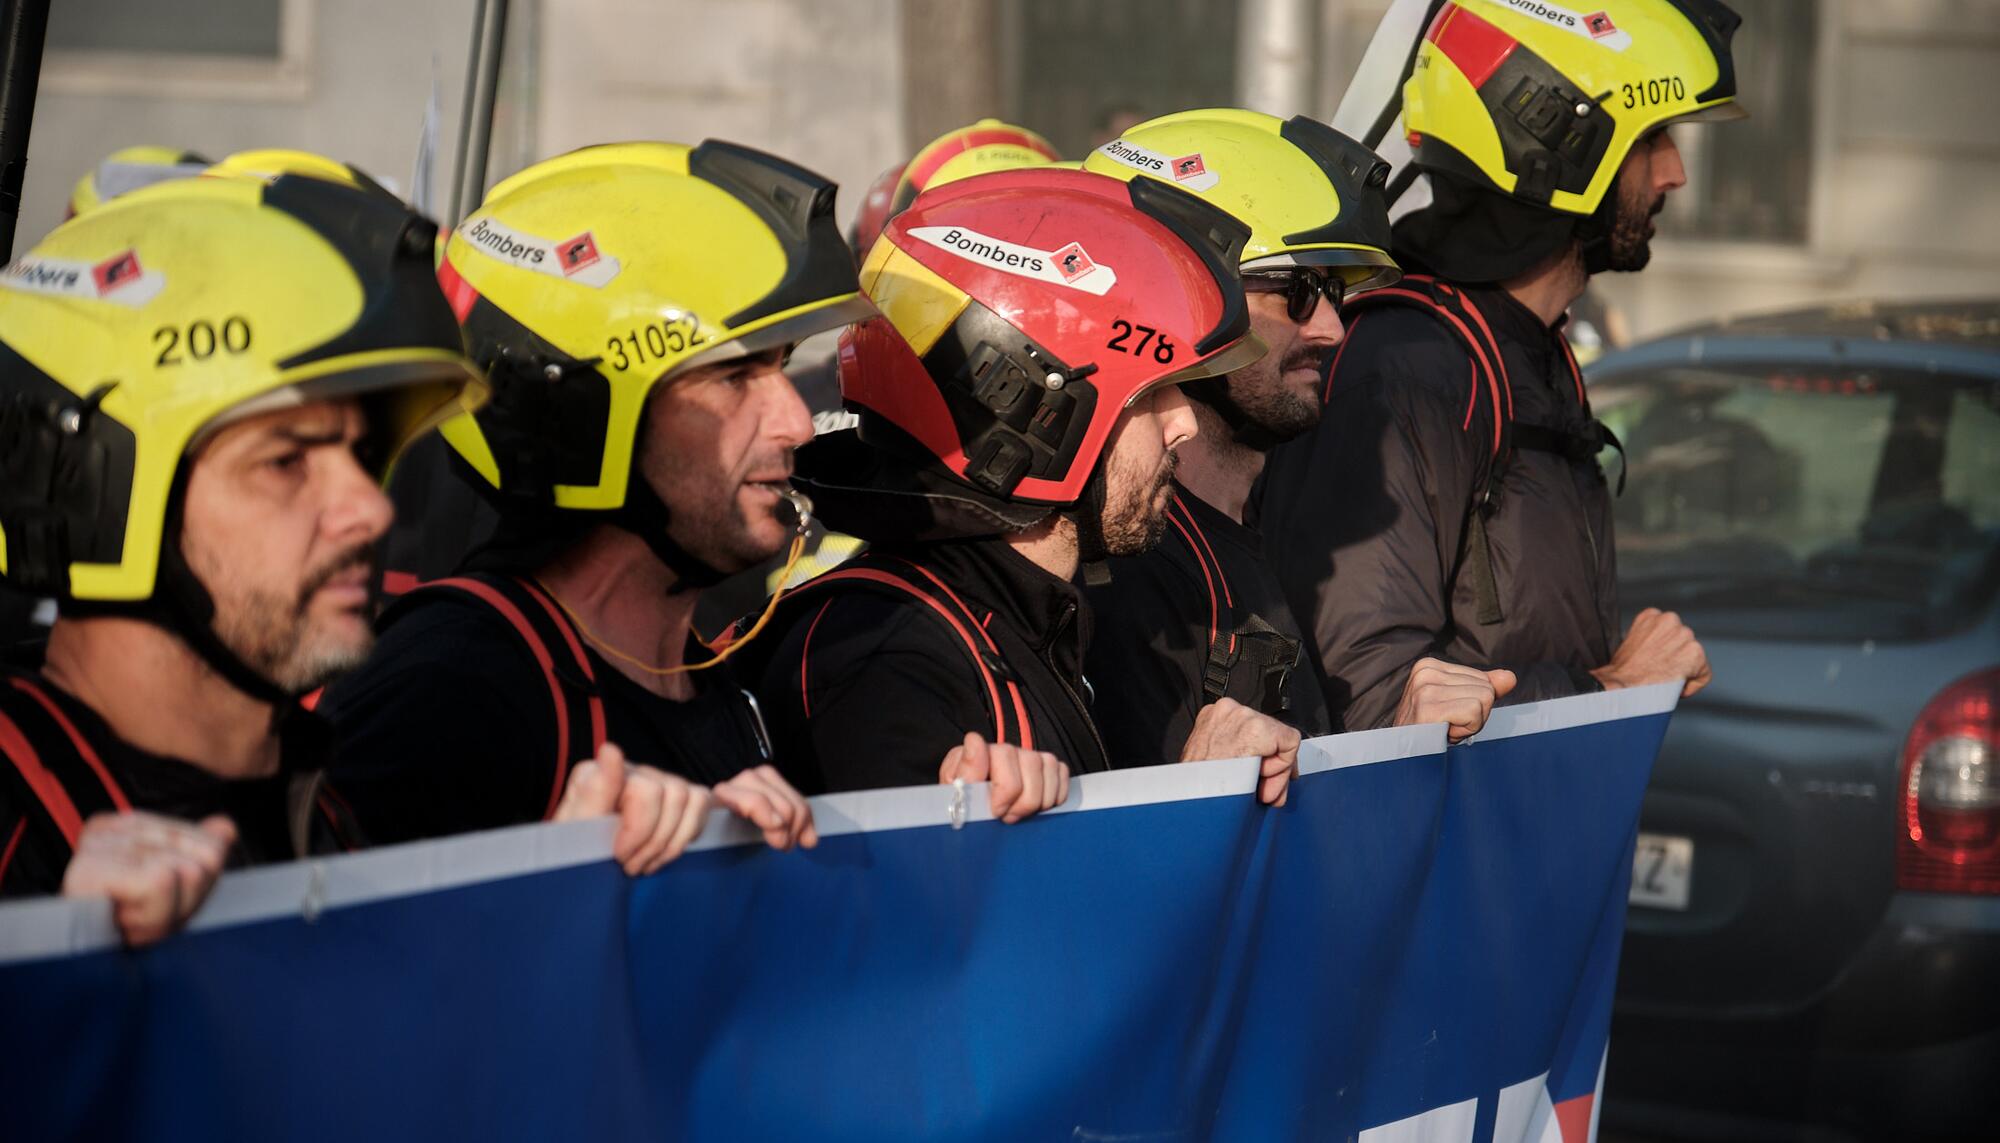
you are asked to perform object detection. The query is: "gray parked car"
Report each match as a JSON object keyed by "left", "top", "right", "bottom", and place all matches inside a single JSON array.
[{"left": 1586, "top": 300, "right": 2000, "bottom": 1141}]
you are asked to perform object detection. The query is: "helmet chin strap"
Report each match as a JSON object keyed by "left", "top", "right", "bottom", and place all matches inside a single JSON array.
[
  {"left": 1070, "top": 463, "right": 1114, "bottom": 587},
  {"left": 1575, "top": 185, "right": 1623, "bottom": 277},
  {"left": 148, "top": 537, "right": 296, "bottom": 708},
  {"left": 612, "top": 479, "right": 732, "bottom": 595},
  {"left": 71, "top": 477, "right": 295, "bottom": 709}
]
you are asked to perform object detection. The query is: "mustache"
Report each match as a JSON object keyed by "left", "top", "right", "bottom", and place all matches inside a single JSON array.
[
  {"left": 741, "top": 446, "right": 797, "bottom": 483},
  {"left": 1283, "top": 346, "right": 1331, "bottom": 374},
  {"left": 297, "top": 545, "right": 377, "bottom": 608}
]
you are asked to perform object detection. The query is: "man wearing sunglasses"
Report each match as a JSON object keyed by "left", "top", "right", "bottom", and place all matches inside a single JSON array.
[
  {"left": 1079, "top": 111, "right": 1515, "bottom": 767},
  {"left": 1257, "top": 1, "right": 1738, "bottom": 731}
]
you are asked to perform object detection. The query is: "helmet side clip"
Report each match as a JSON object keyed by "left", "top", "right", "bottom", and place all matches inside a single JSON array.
[{"left": 0, "top": 377, "right": 131, "bottom": 594}]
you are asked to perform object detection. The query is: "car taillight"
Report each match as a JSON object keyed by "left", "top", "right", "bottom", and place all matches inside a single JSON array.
[{"left": 1897, "top": 667, "right": 2000, "bottom": 894}]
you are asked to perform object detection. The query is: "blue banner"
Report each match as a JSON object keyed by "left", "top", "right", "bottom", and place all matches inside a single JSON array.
[{"left": 0, "top": 684, "right": 1677, "bottom": 1142}]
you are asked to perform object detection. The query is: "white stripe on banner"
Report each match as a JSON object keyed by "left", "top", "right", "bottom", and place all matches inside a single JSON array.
[
  {"left": 0, "top": 685, "right": 1676, "bottom": 967},
  {"left": 1470, "top": 680, "right": 1680, "bottom": 743}
]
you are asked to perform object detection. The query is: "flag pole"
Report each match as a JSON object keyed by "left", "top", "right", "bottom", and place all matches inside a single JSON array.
[{"left": 0, "top": 0, "right": 52, "bottom": 258}]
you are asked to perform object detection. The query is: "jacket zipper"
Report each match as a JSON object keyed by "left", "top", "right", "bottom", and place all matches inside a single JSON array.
[{"left": 1047, "top": 600, "right": 1110, "bottom": 772}]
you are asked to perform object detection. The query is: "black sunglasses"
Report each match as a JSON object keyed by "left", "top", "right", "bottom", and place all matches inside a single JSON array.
[{"left": 1241, "top": 269, "right": 1345, "bottom": 324}]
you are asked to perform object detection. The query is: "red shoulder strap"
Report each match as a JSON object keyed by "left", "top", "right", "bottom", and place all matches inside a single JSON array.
[
  {"left": 793, "top": 564, "right": 1032, "bottom": 749},
  {"left": 0, "top": 676, "right": 132, "bottom": 851},
  {"left": 1345, "top": 274, "right": 1513, "bottom": 460},
  {"left": 414, "top": 576, "right": 606, "bottom": 820}
]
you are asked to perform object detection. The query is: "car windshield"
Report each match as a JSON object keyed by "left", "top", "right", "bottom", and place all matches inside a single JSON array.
[{"left": 1592, "top": 362, "right": 2000, "bottom": 641}]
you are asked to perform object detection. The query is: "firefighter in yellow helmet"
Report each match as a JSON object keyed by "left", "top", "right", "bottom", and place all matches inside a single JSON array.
[
  {"left": 203, "top": 148, "right": 399, "bottom": 198},
  {"left": 320, "top": 141, "right": 872, "bottom": 858},
  {"left": 1078, "top": 107, "right": 1514, "bottom": 763},
  {"left": 1261, "top": 0, "right": 1732, "bottom": 733},
  {"left": 64, "top": 145, "right": 211, "bottom": 220},
  {"left": 0, "top": 173, "right": 484, "bottom": 939}
]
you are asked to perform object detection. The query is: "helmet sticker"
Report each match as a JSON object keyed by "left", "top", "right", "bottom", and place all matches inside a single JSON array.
[
  {"left": 1492, "top": 0, "right": 1632, "bottom": 51},
  {"left": 1170, "top": 153, "right": 1211, "bottom": 186},
  {"left": 460, "top": 216, "right": 623, "bottom": 287},
  {"left": 1, "top": 250, "right": 167, "bottom": 308},
  {"left": 1093, "top": 138, "right": 1221, "bottom": 191},
  {"left": 908, "top": 226, "right": 1119, "bottom": 296}
]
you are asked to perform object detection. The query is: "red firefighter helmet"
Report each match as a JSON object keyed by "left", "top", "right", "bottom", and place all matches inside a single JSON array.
[
  {"left": 830, "top": 165, "right": 1262, "bottom": 520},
  {"left": 888, "top": 120, "right": 1062, "bottom": 219},
  {"left": 848, "top": 162, "right": 907, "bottom": 261}
]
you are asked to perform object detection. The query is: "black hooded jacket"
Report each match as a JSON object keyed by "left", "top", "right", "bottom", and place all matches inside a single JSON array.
[{"left": 1255, "top": 281, "right": 1619, "bottom": 730}]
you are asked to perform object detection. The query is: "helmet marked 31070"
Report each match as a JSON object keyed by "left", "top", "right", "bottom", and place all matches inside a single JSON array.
[{"left": 1495, "top": 0, "right": 1633, "bottom": 50}]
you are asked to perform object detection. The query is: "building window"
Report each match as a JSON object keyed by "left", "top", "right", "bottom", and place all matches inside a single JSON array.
[
  {"left": 41, "top": 0, "right": 307, "bottom": 100},
  {"left": 48, "top": 0, "right": 283, "bottom": 58},
  {"left": 1655, "top": 0, "right": 1818, "bottom": 246},
  {"left": 999, "top": 0, "right": 1242, "bottom": 159}
]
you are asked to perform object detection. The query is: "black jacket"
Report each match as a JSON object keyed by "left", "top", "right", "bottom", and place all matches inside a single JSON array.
[
  {"left": 321, "top": 574, "right": 769, "bottom": 845},
  {"left": 1085, "top": 482, "right": 1332, "bottom": 767},
  {"left": 748, "top": 537, "right": 1107, "bottom": 794},
  {"left": 1256, "top": 282, "right": 1618, "bottom": 730},
  {"left": 0, "top": 667, "right": 346, "bottom": 896}
]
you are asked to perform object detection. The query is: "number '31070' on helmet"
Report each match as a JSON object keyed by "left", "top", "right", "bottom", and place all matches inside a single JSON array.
[{"left": 1403, "top": 0, "right": 1745, "bottom": 215}]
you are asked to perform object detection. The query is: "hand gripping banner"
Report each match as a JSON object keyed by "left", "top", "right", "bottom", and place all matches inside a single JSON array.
[{"left": 0, "top": 684, "right": 1678, "bottom": 1142}]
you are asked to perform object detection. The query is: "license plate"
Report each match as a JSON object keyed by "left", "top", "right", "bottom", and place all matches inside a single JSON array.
[{"left": 1630, "top": 832, "right": 1694, "bottom": 910}]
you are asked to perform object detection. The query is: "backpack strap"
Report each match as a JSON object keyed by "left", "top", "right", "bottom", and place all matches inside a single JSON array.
[
  {"left": 1163, "top": 493, "right": 1239, "bottom": 704},
  {"left": 785, "top": 557, "right": 1034, "bottom": 749},
  {"left": 383, "top": 574, "right": 606, "bottom": 820},
  {"left": 1347, "top": 273, "right": 1515, "bottom": 463},
  {"left": 1514, "top": 333, "right": 1628, "bottom": 495},
  {"left": 1343, "top": 275, "right": 1514, "bottom": 624},
  {"left": 0, "top": 673, "right": 131, "bottom": 855}
]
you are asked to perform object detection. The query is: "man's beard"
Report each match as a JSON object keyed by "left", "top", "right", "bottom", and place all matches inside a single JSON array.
[
  {"left": 198, "top": 542, "right": 377, "bottom": 693},
  {"left": 1219, "top": 346, "right": 1326, "bottom": 451},
  {"left": 652, "top": 450, "right": 795, "bottom": 576},
  {"left": 1097, "top": 447, "right": 1180, "bottom": 557},
  {"left": 1605, "top": 189, "right": 1666, "bottom": 273}
]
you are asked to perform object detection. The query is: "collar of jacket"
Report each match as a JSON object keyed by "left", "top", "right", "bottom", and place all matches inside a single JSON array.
[
  {"left": 1448, "top": 280, "right": 1579, "bottom": 387},
  {"left": 878, "top": 535, "right": 1092, "bottom": 674}
]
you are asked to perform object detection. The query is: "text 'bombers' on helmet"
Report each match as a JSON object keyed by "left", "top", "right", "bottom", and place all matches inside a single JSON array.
[
  {"left": 1402, "top": 0, "right": 1746, "bottom": 215},
  {"left": 1082, "top": 107, "right": 1400, "bottom": 290},
  {"left": 0, "top": 173, "right": 488, "bottom": 602},
  {"left": 836, "top": 165, "right": 1266, "bottom": 508},
  {"left": 433, "top": 140, "right": 873, "bottom": 515}
]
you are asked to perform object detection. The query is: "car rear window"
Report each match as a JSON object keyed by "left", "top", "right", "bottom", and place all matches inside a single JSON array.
[{"left": 1590, "top": 363, "right": 2000, "bottom": 641}]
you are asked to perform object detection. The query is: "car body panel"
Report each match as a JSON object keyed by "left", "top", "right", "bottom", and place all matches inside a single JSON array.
[{"left": 1584, "top": 302, "right": 2000, "bottom": 1136}]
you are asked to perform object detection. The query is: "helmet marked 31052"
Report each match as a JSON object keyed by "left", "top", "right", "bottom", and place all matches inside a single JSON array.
[{"left": 460, "top": 217, "right": 623, "bottom": 288}]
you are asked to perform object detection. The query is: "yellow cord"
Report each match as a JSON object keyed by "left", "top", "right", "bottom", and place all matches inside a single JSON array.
[{"left": 540, "top": 532, "right": 808, "bottom": 677}]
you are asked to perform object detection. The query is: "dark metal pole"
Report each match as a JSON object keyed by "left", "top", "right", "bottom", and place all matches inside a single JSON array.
[
  {"left": 0, "top": 0, "right": 52, "bottom": 258},
  {"left": 453, "top": 0, "right": 508, "bottom": 223},
  {"left": 1363, "top": 0, "right": 1446, "bottom": 152}
]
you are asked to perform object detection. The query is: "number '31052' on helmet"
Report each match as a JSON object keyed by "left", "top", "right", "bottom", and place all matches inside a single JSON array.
[
  {"left": 433, "top": 141, "right": 872, "bottom": 518},
  {"left": 825, "top": 165, "right": 1264, "bottom": 528}
]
